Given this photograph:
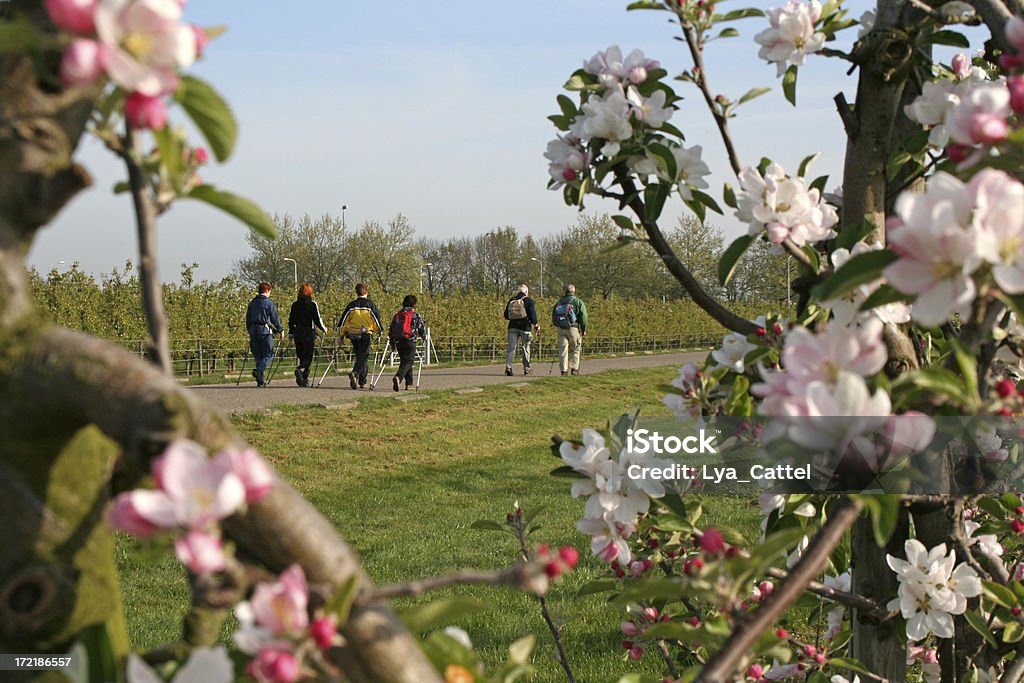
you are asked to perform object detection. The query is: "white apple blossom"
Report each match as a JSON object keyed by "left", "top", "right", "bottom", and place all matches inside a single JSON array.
[
  {"left": 969, "top": 168, "right": 1024, "bottom": 293},
  {"left": 965, "top": 519, "right": 1004, "bottom": 559},
  {"left": 625, "top": 86, "right": 673, "bottom": 128},
  {"left": 755, "top": 0, "right": 827, "bottom": 76},
  {"left": 95, "top": 0, "right": 197, "bottom": 97},
  {"left": 857, "top": 10, "right": 875, "bottom": 38},
  {"left": 905, "top": 79, "right": 958, "bottom": 148},
  {"left": 711, "top": 331, "right": 758, "bottom": 373},
  {"left": 824, "top": 242, "right": 911, "bottom": 326},
  {"left": 583, "top": 45, "right": 658, "bottom": 88},
  {"left": 577, "top": 514, "right": 636, "bottom": 564},
  {"left": 127, "top": 647, "right": 233, "bottom": 683},
  {"left": 887, "top": 539, "right": 981, "bottom": 641},
  {"left": 735, "top": 162, "right": 837, "bottom": 250},
  {"left": 571, "top": 88, "right": 633, "bottom": 158},
  {"left": 544, "top": 135, "right": 588, "bottom": 189}
]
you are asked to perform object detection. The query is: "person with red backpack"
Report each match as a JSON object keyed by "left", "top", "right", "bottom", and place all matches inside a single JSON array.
[{"left": 389, "top": 294, "right": 426, "bottom": 391}]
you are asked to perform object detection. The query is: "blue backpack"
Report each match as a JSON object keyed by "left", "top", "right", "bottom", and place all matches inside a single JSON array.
[{"left": 553, "top": 300, "right": 577, "bottom": 329}]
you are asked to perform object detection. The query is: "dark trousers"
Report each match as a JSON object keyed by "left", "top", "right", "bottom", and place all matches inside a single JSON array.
[
  {"left": 394, "top": 337, "right": 417, "bottom": 386},
  {"left": 350, "top": 333, "right": 372, "bottom": 384},
  {"left": 249, "top": 333, "right": 274, "bottom": 374},
  {"left": 295, "top": 332, "right": 315, "bottom": 380}
]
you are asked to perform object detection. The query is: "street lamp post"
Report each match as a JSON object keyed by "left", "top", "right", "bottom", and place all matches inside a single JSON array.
[
  {"left": 530, "top": 257, "right": 544, "bottom": 298},
  {"left": 341, "top": 205, "right": 347, "bottom": 230},
  {"left": 283, "top": 257, "right": 297, "bottom": 285},
  {"left": 420, "top": 262, "right": 433, "bottom": 294}
]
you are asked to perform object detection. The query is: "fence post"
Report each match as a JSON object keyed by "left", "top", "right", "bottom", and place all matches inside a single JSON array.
[{"left": 198, "top": 339, "right": 204, "bottom": 377}]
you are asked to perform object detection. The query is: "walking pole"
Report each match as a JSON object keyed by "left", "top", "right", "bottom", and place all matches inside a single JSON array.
[
  {"left": 309, "top": 332, "right": 324, "bottom": 389},
  {"left": 369, "top": 337, "right": 391, "bottom": 390},
  {"left": 415, "top": 344, "right": 423, "bottom": 391},
  {"left": 264, "top": 336, "right": 287, "bottom": 387},
  {"left": 235, "top": 346, "right": 250, "bottom": 386}
]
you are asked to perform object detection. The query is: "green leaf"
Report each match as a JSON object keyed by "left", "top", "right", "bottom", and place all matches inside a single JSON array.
[
  {"left": 470, "top": 519, "right": 508, "bottom": 532},
  {"left": 722, "top": 182, "right": 738, "bottom": 209},
  {"left": 152, "top": 126, "right": 183, "bottom": 192},
  {"left": 577, "top": 579, "right": 620, "bottom": 597},
  {"left": 949, "top": 338, "right": 978, "bottom": 401},
  {"left": 782, "top": 65, "right": 798, "bottom": 106},
  {"left": 716, "top": 27, "right": 740, "bottom": 39},
  {"left": 507, "top": 635, "right": 535, "bottom": 665},
  {"left": 964, "top": 608, "right": 999, "bottom": 647},
  {"left": 797, "top": 152, "right": 821, "bottom": 179},
  {"left": 185, "top": 185, "right": 277, "bottom": 239},
  {"left": 173, "top": 75, "right": 238, "bottom": 162},
  {"left": 827, "top": 658, "right": 873, "bottom": 677},
  {"left": 626, "top": 1, "right": 667, "bottom": 9},
  {"left": 644, "top": 183, "right": 670, "bottom": 224},
  {"left": 721, "top": 7, "right": 765, "bottom": 20},
  {"left": 865, "top": 494, "right": 901, "bottom": 546},
  {"left": 1005, "top": 620, "right": 1024, "bottom": 643},
  {"left": 691, "top": 189, "right": 723, "bottom": 215},
  {"left": 800, "top": 245, "right": 821, "bottom": 274},
  {"left": 564, "top": 70, "right": 598, "bottom": 91},
  {"left": 895, "top": 368, "right": 968, "bottom": 405},
  {"left": 737, "top": 86, "right": 772, "bottom": 106},
  {"left": 834, "top": 218, "right": 877, "bottom": 251},
  {"left": 325, "top": 575, "right": 358, "bottom": 625},
  {"left": 927, "top": 30, "right": 970, "bottom": 48},
  {"left": 976, "top": 496, "right": 1006, "bottom": 519},
  {"left": 611, "top": 214, "right": 636, "bottom": 232},
  {"left": 812, "top": 249, "right": 897, "bottom": 302},
  {"left": 719, "top": 235, "right": 755, "bottom": 286},
  {"left": 983, "top": 581, "right": 1019, "bottom": 609},
  {"left": 112, "top": 181, "right": 131, "bottom": 194},
  {"left": 550, "top": 465, "right": 584, "bottom": 478},
  {"left": 556, "top": 94, "right": 577, "bottom": 118},
  {"left": 400, "top": 598, "right": 490, "bottom": 632},
  {"left": 648, "top": 143, "right": 679, "bottom": 182},
  {"left": 547, "top": 114, "right": 571, "bottom": 131}
]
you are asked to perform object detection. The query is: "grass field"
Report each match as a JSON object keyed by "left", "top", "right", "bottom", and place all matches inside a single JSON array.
[{"left": 116, "top": 365, "right": 762, "bottom": 682}]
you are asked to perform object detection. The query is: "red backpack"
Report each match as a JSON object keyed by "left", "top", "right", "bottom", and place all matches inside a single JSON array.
[{"left": 390, "top": 309, "right": 415, "bottom": 340}]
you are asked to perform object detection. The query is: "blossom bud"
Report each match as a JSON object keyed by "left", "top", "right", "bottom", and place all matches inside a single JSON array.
[
  {"left": 599, "top": 542, "right": 619, "bottom": 563},
  {"left": 683, "top": 557, "right": 704, "bottom": 575},
  {"left": 193, "top": 147, "right": 210, "bottom": 165},
  {"left": 45, "top": 0, "right": 97, "bottom": 34},
  {"left": 1010, "top": 76, "right": 1024, "bottom": 114},
  {"left": 561, "top": 167, "right": 577, "bottom": 182},
  {"left": 1016, "top": 506, "right": 1024, "bottom": 516},
  {"left": 1012, "top": 519, "right": 1024, "bottom": 534},
  {"left": 544, "top": 561, "right": 563, "bottom": 578},
  {"left": 775, "top": 628, "right": 788, "bottom": 639},
  {"left": 1001, "top": 54, "right": 1023, "bottom": 72},
  {"left": 627, "top": 66, "right": 648, "bottom": 84},
  {"left": 310, "top": 616, "right": 337, "bottom": 649},
  {"left": 247, "top": 648, "right": 300, "bottom": 683},
  {"left": 536, "top": 544, "right": 550, "bottom": 558},
  {"left": 628, "top": 645, "right": 645, "bottom": 660},
  {"left": 124, "top": 92, "right": 168, "bottom": 130},
  {"left": 951, "top": 53, "right": 970, "bottom": 78},
  {"left": 922, "top": 649, "right": 939, "bottom": 665},
  {"left": 947, "top": 144, "right": 971, "bottom": 163},
  {"left": 758, "top": 580, "right": 774, "bottom": 598},
  {"left": 620, "top": 621, "right": 639, "bottom": 636},
  {"left": 725, "top": 545, "right": 738, "bottom": 558},
  {"left": 997, "top": 378, "right": 1017, "bottom": 398},
  {"left": 60, "top": 39, "right": 104, "bottom": 86},
  {"left": 748, "top": 663, "right": 765, "bottom": 679},
  {"left": 699, "top": 528, "right": 725, "bottom": 554},
  {"left": 629, "top": 560, "right": 647, "bottom": 577},
  {"left": 1014, "top": 607, "right": 1023, "bottom": 617},
  {"left": 648, "top": 538, "right": 660, "bottom": 548},
  {"left": 1008, "top": 16, "right": 1024, "bottom": 52},
  {"left": 756, "top": 327, "right": 767, "bottom": 337},
  {"left": 559, "top": 546, "right": 580, "bottom": 568},
  {"left": 814, "top": 653, "right": 826, "bottom": 664},
  {"left": 687, "top": 615, "right": 700, "bottom": 626},
  {"left": 193, "top": 25, "right": 209, "bottom": 57},
  {"left": 642, "top": 606, "right": 659, "bottom": 622},
  {"left": 802, "top": 645, "right": 817, "bottom": 657},
  {"left": 999, "top": 407, "right": 1013, "bottom": 417},
  {"left": 772, "top": 322, "right": 784, "bottom": 335}
]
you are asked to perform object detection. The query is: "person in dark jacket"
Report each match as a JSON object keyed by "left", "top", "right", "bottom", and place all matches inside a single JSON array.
[
  {"left": 288, "top": 282, "right": 326, "bottom": 387},
  {"left": 503, "top": 283, "right": 539, "bottom": 376},
  {"left": 389, "top": 294, "right": 426, "bottom": 392},
  {"left": 245, "top": 282, "right": 284, "bottom": 387},
  {"left": 337, "top": 283, "right": 383, "bottom": 389}
]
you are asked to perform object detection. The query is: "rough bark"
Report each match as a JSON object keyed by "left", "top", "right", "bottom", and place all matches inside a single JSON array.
[{"left": 0, "top": 3, "right": 442, "bottom": 681}]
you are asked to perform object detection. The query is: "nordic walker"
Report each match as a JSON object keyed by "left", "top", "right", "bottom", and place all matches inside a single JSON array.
[
  {"left": 389, "top": 294, "right": 425, "bottom": 392},
  {"left": 245, "top": 282, "right": 284, "bottom": 387},
  {"left": 288, "top": 282, "right": 326, "bottom": 387},
  {"left": 503, "top": 283, "right": 539, "bottom": 376},
  {"left": 337, "top": 283, "right": 383, "bottom": 389},
  {"left": 552, "top": 284, "right": 588, "bottom": 376}
]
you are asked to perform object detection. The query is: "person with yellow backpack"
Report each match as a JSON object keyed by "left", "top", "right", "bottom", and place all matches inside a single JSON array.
[{"left": 337, "top": 282, "right": 383, "bottom": 389}]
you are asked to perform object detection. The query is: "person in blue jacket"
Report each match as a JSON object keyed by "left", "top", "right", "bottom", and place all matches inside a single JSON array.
[{"left": 246, "top": 281, "right": 284, "bottom": 387}]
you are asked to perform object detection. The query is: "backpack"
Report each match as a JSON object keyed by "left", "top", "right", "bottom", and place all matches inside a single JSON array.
[
  {"left": 390, "top": 309, "right": 415, "bottom": 340},
  {"left": 507, "top": 297, "right": 527, "bottom": 320},
  {"left": 553, "top": 300, "right": 576, "bottom": 329}
]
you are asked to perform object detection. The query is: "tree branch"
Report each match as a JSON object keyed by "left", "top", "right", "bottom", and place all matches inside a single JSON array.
[
  {"left": 694, "top": 497, "right": 865, "bottom": 683},
  {"left": 765, "top": 567, "right": 891, "bottom": 621},
  {"left": 367, "top": 565, "right": 545, "bottom": 601}
]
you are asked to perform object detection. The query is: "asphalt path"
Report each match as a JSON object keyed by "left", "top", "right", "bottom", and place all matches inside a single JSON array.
[{"left": 189, "top": 350, "right": 707, "bottom": 414}]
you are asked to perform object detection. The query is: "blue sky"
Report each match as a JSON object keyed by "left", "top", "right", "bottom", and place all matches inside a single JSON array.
[{"left": 27, "top": 0, "right": 878, "bottom": 281}]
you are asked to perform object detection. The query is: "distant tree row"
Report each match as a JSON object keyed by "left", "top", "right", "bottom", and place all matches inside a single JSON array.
[{"left": 235, "top": 212, "right": 792, "bottom": 304}]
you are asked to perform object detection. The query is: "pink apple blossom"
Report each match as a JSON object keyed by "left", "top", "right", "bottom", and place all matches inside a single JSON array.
[
  {"left": 755, "top": 0, "right": 826, "bottom": 76},
  {"left": 174, "top": 530, "right": 225, "bottom": 574},
  {"left": 95, "top": 0, "right": 197, "bottom": 97},
  {"left": 120, "top": 439, "right": 245, "bottom": 531},
  {"left": 108, "top": 494, "right": 160, "bottom": 536},
  {"left": 735, "top": 162, "right": 837, "bottom": 249},
  {"left": 1009, "top": 76, "right": 1024, "bottom": 114},
  {"left": 214, "top": 447, "right": 274, "bottom": 503},
  {"left": 45, "top": 0, "right": 97, "bottom": 34},
  {"left": 620, "top": 621, "right": 639, "bottom": 637},
  {"left": 969, "top": 168, "right": 1024, "bottom": 293},
  {"left": 951, "top": 53, "right": 971, "bottom": 79},
  {"left": 625, "top": 86, "right": 673, "bottom": 128},
  {"left": 309, "top": 616, "right": 338, "bottom": 650},
  {"left": 246, "top": 647, "right": 300, "bottom": 683},
  {"left": 124, "top": 92, "right": 168, "bottom": 129},
  {"left": 60, "top": 38, "right": 106, "bottom": 86},
  {"left": 945, "top": 82, "right": 1011, "bottom": 146},
  {"left": 250, "top": 564, "right": 309, "bottom": 636},
  {"left": 583, "top": 45, "right": 658, "bottom": 88},
  {"left": 884, "top": 172, "right": 979, "bottom": 326},
  {"left": 192, "top": 24, "right": 208, "bottom": 57},
  {"left": 544, "top": 135, "right": 588, "bottom": 189}
]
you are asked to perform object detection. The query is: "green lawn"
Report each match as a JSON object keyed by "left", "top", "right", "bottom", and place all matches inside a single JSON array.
[{"left": 116, "top": 366, "right": 762, "bottom": 683}]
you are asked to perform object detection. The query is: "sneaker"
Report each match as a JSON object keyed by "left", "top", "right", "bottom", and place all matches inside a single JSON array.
[
  {"left": 349, "top": 372, "right": 358, "bottom": 390},
  {"left": 405, "top": 383, "right": 412, "bottom": 391},
  {"left": 571, "top": 369, "right": 579, "bottom": 376},
  {"left": 561, "top": 371, "right": 568, "bottom": 376},
  {"left": 295, "top": 368, "right": 304, "bottom": 387},
  {"left": 255, "top": 370, "right": 265, "bottom": 387},
  {"left": 504, "top": 367, "right": 513, "bottom": 376},
  {"left": 393, "top": 376, "right": 400, "bottom": 392},
  {"left": 251, "top": 369, "right": 258, "bottom": 381},
  {"left": 523, "top": 368, "right": 531, "bottom": 375}
]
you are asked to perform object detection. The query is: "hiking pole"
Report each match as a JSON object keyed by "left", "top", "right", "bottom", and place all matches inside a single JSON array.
[
  {"left": 235, "top": 346, "right": 250, "bottom": 386},
  {"left": 369, "top": 337, "right": 391, "bottom": 390},
  {"left": 309, "top": 332, "right": 325, "bottom": 389},
  {"left": 415, "top": 343, "right": 423, "bottom": 392},
  {"left": 264, "top": 336, "right": 287, "bottom": 387}
]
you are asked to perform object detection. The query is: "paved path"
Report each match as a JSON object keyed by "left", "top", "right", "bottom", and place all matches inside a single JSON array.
[{"left": 189, "top": 351, "right": 706, "bottom": 414}]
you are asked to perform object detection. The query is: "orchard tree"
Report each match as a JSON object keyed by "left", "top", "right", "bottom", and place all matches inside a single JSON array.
[{"left": 347, "top": 214, "right": 419, "bottom": 295}]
